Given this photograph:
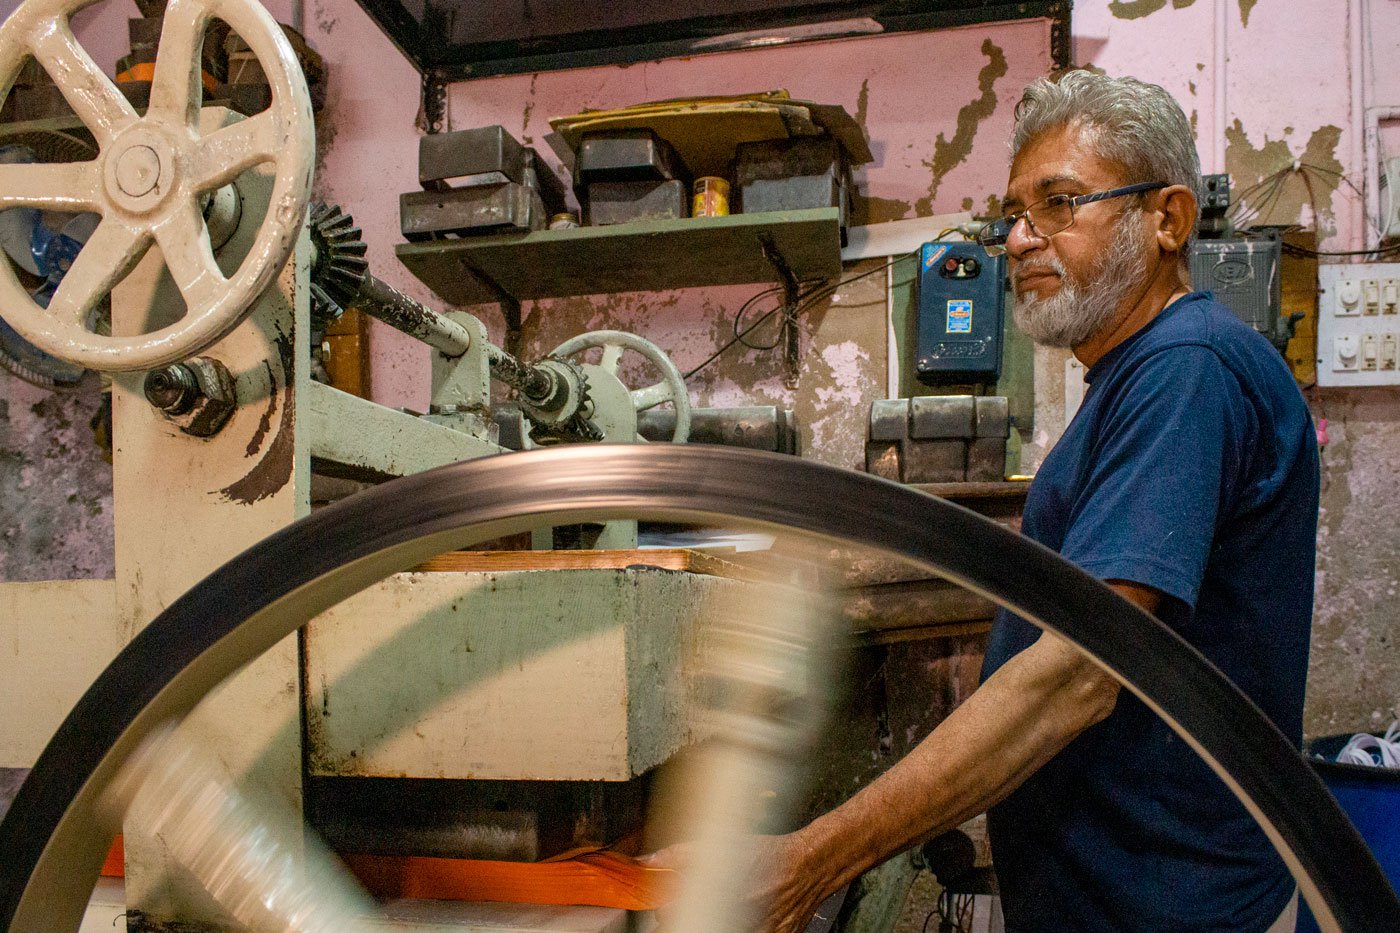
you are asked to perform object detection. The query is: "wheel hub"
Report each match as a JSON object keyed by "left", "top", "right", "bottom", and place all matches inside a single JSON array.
[{"left": 103, "top": 124, "right": 178, "bottom": 214}]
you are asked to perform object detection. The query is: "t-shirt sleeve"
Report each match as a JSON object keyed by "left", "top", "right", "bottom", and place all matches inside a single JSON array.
[{"left": 1060, "top": 345, "right": 1253, "bottom": 609}]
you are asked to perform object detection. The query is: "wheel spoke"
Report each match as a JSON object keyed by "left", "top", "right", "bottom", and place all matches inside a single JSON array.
[
  {"left": 48, "top": 219, "right": 150, "bottom": 326},
  {"left": 190, "top": 111, "right": 279, "bottom": 192},
  {"left": 0, "top": 160, "right": 101, "bottom": 212},
  {"left": 29, "top": 18, "right": 137, "bottom": 147},
  {"left": 631, "top": 381, "right": 674, "bottom": 412},
  {"left": 155, "top": 201, "right": 225, "bottom": 311},
  {"left": 599, "top": 343, "right": 624, "bottom": 375},
  {"left": 145, "top": 0, "right": 211, "bottom": 127}
]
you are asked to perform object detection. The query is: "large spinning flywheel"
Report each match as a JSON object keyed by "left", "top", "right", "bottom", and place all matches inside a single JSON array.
[
  {"left": 0, "top": 3, "right": 1396, "bottom": 933},
  {"left": 0, "top": 446, "right": 1398, "bottom": 931},
  {"left": 0, "top": 0, "right": 313, "bottom": 372}
]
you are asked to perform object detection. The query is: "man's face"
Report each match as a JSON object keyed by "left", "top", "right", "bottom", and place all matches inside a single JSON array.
[{"left": 1001, "top": 123, "right": 1154, "bottom": 348}]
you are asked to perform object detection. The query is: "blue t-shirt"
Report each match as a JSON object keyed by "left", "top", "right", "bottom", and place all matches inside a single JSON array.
[{"left": 981, "top": 292, "right": 1319, "bottom": 932}]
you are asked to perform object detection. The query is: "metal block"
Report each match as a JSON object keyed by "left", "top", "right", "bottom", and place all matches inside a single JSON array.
[
  {"left": 637, "top": 405, "right": 792, "bottom": 451},
  {"left": 974, "top": 396, "right": 1010, "bottom": 438},
  {"left": 305, "top": 568, "right": 736, "bottom": 781},
  {"left": 583, "top": 179, "right": 688, "bottom": 225},
  {"left": 967, "top": 437, "right": 1007, "bottom": 482},
  {"left": 869, "top": 398, "right": 910, "bottom": 441},
  {"left": 903, "top": 439, "right": 967, "bottom": 484},
  {"left": 576, "top": 129, "right": 688, "bottom": 185},
  {"left": 523, "top": 148, "right": 569, "bottom": 216},
  {"left": 400, "top": 183, "right": 547, "bottom": 240},
  {"left": 865, "top": 441, "right": 903, "bottom": 481},
  {"left": 736, "top": 137, "right": 851, "bottom": 241},
  {"left": 910, "top": 395, "right": 975, "bottom": 439},
  {"left": 128, "top": 16, "right": 162, "bottom": 51},
  {"left": 307, "top": 775, "right": 646, "bottom": 862},
  {"left": 420, "top": 125, "right": 528, "bottom": 188},
  {"left": 492, "top": 403, "right": 529, "bottom": 451}
]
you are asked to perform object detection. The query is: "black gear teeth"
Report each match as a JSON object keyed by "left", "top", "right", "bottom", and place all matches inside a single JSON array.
[{"left": 308, "top": 201, "right": 371, "bottom": 329}]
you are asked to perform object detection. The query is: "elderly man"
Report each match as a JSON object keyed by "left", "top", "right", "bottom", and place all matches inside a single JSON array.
[{"left": 728, "top": 71, "right": 1320, "bottom": 932}]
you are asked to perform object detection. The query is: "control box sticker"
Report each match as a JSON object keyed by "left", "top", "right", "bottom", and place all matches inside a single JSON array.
[{"left": 946, "top": 299, "right": 973, "bottom": 333}]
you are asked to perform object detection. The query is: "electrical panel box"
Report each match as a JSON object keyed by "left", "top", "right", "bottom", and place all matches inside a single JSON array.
[
  {"left": 914, "top": 242, "right": 1006, "bottom": 386},
  {"left": 1190, "top": 233, "right": 1288, "bottom": 349},
  {"left": 1316, "top": 262, "right": 1400, "bottom": 386}
]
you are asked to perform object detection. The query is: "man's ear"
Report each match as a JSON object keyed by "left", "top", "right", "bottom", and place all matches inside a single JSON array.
[{"left": 1154, "top": 184, "right": 1198, "bottom": 256}]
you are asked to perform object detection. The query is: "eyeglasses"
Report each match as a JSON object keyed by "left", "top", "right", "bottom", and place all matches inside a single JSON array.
[{"left": 976, "top": 181, "right": 1168, "bottom": 256}]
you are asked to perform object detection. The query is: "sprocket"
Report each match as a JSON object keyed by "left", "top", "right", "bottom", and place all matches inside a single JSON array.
[{"left": 307, "top": 202, "right": 369, "bottom": 329}]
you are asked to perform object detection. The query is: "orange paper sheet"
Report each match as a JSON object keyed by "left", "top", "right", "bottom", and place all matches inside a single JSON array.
[
  {"left": 100, "top": 835, "right": 672, "bottom": 911},
  {"left": 343, "top": 850, "right": 675, "bottom": 911}
]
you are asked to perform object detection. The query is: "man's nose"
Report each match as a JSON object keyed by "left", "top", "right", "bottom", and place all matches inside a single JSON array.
[{"left": 1005, "top": 216, "right": 1045, "bottom": 260}]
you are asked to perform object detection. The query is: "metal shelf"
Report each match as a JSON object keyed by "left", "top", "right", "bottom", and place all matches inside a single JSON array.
[{"left": 395, "top": 208, "right": 843, "bottom": 307}]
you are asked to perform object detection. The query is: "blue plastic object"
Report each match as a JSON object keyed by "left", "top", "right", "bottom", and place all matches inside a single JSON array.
[
  {"left": 1297, "top": 737, "right": 1400, "bottom": 932},
  {"left": 914, "top": 241, "right": 1006, "bottom": 386}
]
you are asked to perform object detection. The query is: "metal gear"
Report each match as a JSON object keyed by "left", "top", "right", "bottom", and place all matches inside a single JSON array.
[
  {"left": 307, "top": 202, "right": 369, "bottom": 329},
  {"left": 516, "top": 356, "right": 598, "bottom": 442}
]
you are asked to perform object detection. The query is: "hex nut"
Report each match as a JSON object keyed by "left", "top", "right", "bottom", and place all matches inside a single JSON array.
[{"left": 160, "top": 357, "right": 237, "bottom": 437}]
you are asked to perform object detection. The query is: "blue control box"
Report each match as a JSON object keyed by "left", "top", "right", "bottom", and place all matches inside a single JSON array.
[{"left": 915, "top": 242, "right": 1006, "bottom": 386}]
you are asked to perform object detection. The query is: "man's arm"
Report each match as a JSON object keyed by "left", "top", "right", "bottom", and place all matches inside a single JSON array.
[{"left": 753, "top": 581, "right": 1162, "bottom": 933}]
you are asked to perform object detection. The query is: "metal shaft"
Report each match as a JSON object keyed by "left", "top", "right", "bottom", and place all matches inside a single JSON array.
[
  {"left": 351, "top": 275, "right": 553, "bottom": 400},
  {"left": 354, "top": 276, "right": 474, "bottom": 357}
]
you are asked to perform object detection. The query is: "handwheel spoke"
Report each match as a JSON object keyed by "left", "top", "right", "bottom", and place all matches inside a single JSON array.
[
  {"left": 155, "top": 201, "right": 225, "bottom": 311},
  {"left": 190, "top": 111, "right": 279, "bottom": 192},
  {"left": 631, "top": 381, "right": 674, "bottom": 412},
  {"left": 0, "top": 161, "right": 101, "bottom": 212},
  {"left": 599, "top": 343, "right": 624, "bottom": 375},
  {"left": 48, "top": 219, "right": 150, "bottom": 326},
  {"left": 29, "top": 19, "right": 137, "bottom": 147},
  {"left": 146, "top": 0, "right": 211, "bottom": 127}
]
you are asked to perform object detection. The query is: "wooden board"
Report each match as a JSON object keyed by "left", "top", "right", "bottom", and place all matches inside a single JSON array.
[
  {"left": 910, "top": 480, "right": 1031, "bottom": 500},
  {"left": 843, "top": 579, "right": 997, "bottom": 633},
  {"left": 396, "top": 208, "right": 842, "bottom": 306},
  {"left": 411, "top": 548, "right": 750, "bottom": 578},
  {"left": 1282, "top": 229, "right": 1319, "bottom": 386}
]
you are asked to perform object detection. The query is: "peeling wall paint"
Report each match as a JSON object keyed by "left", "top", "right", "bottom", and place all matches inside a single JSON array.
[
  {"left": 1108, "top": 0, "right": 1199, "bottom": 21},
  {"left": 1223, "top": 120, "right": 1345, "bottom": 235},
  {"left": 1309, "top": 389, "right": 1400, "bottom": 734},
  {"left": 0, "top": 0, "right": 1394, "bottom": 739},
  {"left": 0, "top": 375, "right": 113, "bottom": 581},
  {"left": 916, "top": 39, "right": 1009, "bottom": 214}
]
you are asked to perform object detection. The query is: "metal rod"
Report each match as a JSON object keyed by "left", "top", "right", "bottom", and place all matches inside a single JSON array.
[
  {"left": 355, "top": 276, "right": 475, "bottom": 357},
  {"left": 483, "top": 344, "right": 553, "bottom": 400},
  {"left": 351, "top": 275, "right": 552, "bottom": 400}
]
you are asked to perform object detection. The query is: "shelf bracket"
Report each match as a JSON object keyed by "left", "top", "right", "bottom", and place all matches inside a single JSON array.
[
  {"left": 760, "top": 235, "right": 802, "bottom": 389},
  {"left": 472, "top": 267, "right": 526, "bottom": 359}
]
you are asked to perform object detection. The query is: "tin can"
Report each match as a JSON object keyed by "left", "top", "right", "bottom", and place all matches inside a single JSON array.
[
  {"left": 548, "top": 212, "right": 580, "bottom": 230},
  {"left": 692, "top": 177, "right": 730, "bottom": 218}
]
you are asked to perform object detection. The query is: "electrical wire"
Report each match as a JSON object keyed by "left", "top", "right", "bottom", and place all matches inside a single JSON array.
[
  {"left": 1228, "top": 160, "right": 1400, "bottom": 257},
  {"left": 684, "top": 250, "right": 918, "bottom": 381}
]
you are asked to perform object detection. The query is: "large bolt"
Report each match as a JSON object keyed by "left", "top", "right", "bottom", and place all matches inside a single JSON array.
[
  {"left": 143, "top": 358, "right": 237, "bottom": 437},
  {"left": 144, "top": 363, "right": 200, "bottom": 415}
]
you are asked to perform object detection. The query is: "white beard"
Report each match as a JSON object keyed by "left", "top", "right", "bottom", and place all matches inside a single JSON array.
[{"left": 1012, "top": 209, "right": 1150, "bottom": 349}]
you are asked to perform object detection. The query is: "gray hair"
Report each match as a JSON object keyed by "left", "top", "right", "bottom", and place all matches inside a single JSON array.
[{"left": 1011, "top": 70, "right": 1201, "bottom": 263}]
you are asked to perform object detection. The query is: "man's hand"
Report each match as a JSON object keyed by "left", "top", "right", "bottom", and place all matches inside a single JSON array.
[{"left": 642, "top": 831, "right": 836, "bottom": 933}]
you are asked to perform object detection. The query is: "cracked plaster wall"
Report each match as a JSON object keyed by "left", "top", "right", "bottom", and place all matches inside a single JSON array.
[{"left": 2, "top": 0, "right": 1396, "bottom": 735}]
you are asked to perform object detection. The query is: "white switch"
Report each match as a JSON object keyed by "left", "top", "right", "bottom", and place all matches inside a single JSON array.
[
  {"left": 1337, "top": 279, "right": 1363, "bottom": 316},
  {"left": 1384, "top": 333, "right": 1398, "bottom": 370},
  {"left": 1385, "top": 279, "right": 1399, "bottom": 314},
  {"left": 1365, "top": 280, "right": 1382, "bottom": 315},
  {"left": 1363, "top": 333, "right": 1379, "bottom": 370},
  {"left": 1335, "top": 334, "right": 1360, "bottom": 370}
]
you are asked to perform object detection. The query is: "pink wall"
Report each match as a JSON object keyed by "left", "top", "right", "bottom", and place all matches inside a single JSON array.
[{"left": 2, "top": 0, "right": 1394, "bottom": 731}]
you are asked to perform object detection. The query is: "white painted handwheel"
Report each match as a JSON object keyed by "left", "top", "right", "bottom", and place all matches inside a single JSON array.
[
  {"left": 550, "top": 329, "right": 691, "bottom": 443},
  {"left": 0, "top": 0, "right": 314, "bottom": 372}
]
